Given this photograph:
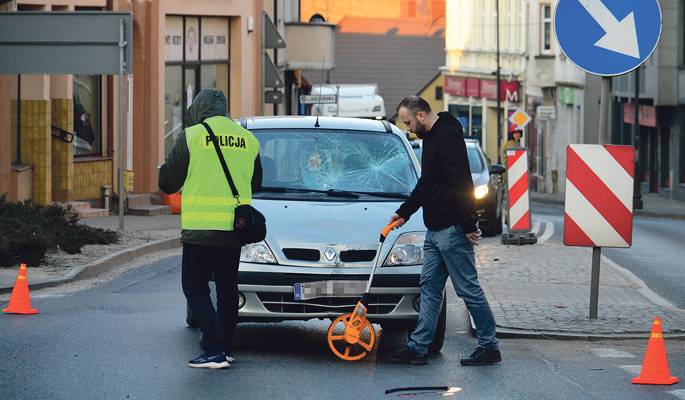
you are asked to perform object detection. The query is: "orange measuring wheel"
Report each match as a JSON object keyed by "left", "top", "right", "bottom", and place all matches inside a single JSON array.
[{"left": 327, "top": 313, "right": 376, "bottom": 361}]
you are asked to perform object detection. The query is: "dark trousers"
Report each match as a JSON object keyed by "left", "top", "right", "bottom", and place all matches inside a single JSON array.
[{"left": 182, "top": 244, "right": 240, "bottom": 355}]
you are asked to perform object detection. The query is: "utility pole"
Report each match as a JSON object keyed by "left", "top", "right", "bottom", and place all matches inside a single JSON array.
[{"left": 496, "top": 0, "right": 502, "bottom": 164}]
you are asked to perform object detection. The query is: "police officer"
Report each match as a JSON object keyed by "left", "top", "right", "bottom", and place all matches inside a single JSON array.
[{"left": 159, "top": 88, "right": 262, "bottom": 369}]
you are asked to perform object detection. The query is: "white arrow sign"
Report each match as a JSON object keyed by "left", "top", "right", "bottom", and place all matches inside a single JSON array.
[{"left": 579, "top": 0, "right": 640, "bottom": 59}]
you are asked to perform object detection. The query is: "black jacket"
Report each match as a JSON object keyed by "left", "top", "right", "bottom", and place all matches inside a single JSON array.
[
  {"left": 158, "top": 88, "right": 263, "bottom": 247},
  {"left": 396, "top": 112, "right": 478, "bottom": 233}
]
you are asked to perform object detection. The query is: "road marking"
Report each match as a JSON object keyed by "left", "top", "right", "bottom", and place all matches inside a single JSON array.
[
  {"left": 619, "top": 365, "right": 643, "bottom": 375},
  {"left": 531, "top": 219, "right": 554, "bottom": 243},
  {"left": 667, "top": 390, "right": 685, "bottom": 399},
  {"left": 592, "top": 348, "right": 636, "bottom": 358}
]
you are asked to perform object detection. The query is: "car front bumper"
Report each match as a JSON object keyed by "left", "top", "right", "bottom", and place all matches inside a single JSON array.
[{"left": 237, "top": 264, "right": 422, "bottom": 323}]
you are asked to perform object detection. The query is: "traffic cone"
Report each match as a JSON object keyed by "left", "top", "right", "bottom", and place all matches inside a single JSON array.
[
  {"left": 2, "top": 264, "right": 38, "bottom": 315},
  {"left": 632, "top": 318, "right": 678, "bottom": 385}
]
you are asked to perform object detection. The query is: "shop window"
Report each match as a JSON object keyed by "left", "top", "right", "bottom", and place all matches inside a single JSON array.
[
  {"left": 164, "top": 15, "right": 230, "bottom": 156},
  {"left": 73, "top": 75, "right": 102, "bottom": 156}
]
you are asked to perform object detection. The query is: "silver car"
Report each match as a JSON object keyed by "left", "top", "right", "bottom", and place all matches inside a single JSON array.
[{"left": 187, "top": 116, "right": 446, "bottom": 352}]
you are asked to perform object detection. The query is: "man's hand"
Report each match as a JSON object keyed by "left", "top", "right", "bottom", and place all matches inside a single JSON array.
[
  {"left": 389, "top": 213, "right": 405, "bottom": 229},
  {"left": 466, "top": 229, "right": 482, "bottom": 246}
]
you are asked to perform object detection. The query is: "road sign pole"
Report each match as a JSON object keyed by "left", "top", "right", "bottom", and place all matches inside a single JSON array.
[
  {"left": 119, "top": 18, "right": 126, "bottom": 230},
  {"left": 598, "top": 77, "right": 611, "bottom": 144},
  {"left": 589, "top": 246, "right": 602, "bottom": 319}
]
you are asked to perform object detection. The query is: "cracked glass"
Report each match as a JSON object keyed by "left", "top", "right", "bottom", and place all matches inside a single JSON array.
[{"left": 256, "top": 129, "right": 418, "bottom": 195}]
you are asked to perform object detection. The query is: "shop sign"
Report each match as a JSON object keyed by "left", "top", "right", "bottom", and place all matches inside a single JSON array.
[
  {"left": 445, "top": 76, "right": 466, "bottom": 96},
  {"left": 467, "top": 78, "right": 480, "bottom": 97},
  {"left": 444, "top": 77, "right": 519, "bottom": 102},
  {"left": 165, "top": 16, "right": 183, "bottom": 62},
  {"left": 623, "top": 104, "right": 658, "bottom": 127},
  {"left": 560, "top": 87, "right": 574, "bottom": 105},
  {"left": 200, "top": 17, "right": 229, "bottom": 61},
  {"left": 536, "top": 105, "right": 556, "bottom": 120}
]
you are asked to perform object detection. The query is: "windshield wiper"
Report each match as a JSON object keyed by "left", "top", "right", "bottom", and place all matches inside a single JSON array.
[
  {"left": 353, "top": 191, "right": 409, "bottom": 199},
  {"left": 259, "top": 186, "right": 359, "bottom": 198}
]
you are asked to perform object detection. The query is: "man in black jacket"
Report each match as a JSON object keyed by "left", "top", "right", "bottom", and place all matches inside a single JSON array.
[{"left": 386, "top": 96, "right": 501, "bottom": 366}]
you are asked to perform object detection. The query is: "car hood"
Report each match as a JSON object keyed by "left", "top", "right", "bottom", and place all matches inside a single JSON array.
[{"left": 252, "top": 198, "right": 425, "bottom": 247}]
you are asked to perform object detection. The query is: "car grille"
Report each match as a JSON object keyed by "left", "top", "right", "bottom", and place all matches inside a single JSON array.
[
  {"left": 256, "top": 292, "right": 402, "bottom": 314},
  {"left": 282, "top": 248, "right": 320, "bottom": 261},
  {"left": 339, "top": 250, "right": 376, "bottom": 262}
]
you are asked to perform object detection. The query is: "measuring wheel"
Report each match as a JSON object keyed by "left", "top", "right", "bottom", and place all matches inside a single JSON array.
[{"left": 327, "top": 313, "right": 376, "bottom": 361}]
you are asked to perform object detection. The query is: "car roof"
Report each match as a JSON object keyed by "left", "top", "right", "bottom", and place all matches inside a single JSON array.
[{"left": 234, "top": 116, "right": 400, "bottom": 134}]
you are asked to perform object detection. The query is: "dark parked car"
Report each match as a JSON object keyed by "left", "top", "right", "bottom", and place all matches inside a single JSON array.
[{"left": 411, "top": 138, "right": 505, "bottom": 237}]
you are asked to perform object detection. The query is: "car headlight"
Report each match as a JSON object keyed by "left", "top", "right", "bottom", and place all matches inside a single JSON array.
[
  {"left": 383, "top": 232, "right": 425, "bottom": 266},
  {"left": 327, "top": 105, "right": 336, "bottom": 113},
  {"left": 240, "top": 242, "right": 277, "bottom": 263},
  {"left": 474, "top": 184, "right": 489, "bottom": 199}
]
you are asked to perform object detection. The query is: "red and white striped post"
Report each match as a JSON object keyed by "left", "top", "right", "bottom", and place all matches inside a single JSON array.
[
  {"left": 564, "top": 144, "right": 634, "bottom": 318},
  {"left": 502, "top": 147, "right": 537, "bottom": 245}
]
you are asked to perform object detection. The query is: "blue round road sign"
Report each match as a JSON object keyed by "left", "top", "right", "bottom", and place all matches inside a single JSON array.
[{"left": 554, "top": 0, "right": 661, "bottom": 76}]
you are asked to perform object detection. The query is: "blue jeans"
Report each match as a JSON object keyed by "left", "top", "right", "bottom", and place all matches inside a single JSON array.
[
  {"left": 182, "top": 244, "right": 240, "bottom": 355},
  {"left": 407, "top": 225, "right": 499, "bottom": 354}
]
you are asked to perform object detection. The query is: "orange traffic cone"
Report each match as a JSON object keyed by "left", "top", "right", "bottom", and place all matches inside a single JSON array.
[
  {"left": 632, "top": 318, "right": 678, "bottom": 385},
  {"left": 2, "top": 264, "right": 38, "bottom": 315}
]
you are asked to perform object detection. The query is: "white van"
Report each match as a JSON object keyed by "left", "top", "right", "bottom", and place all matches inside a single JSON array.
[{"left": 310, "top": 84, "right": 386, "bottom": 119}]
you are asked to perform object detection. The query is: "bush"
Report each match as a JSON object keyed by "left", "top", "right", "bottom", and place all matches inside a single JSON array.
[{"left": 0, "top": 194, "right": 119, "bottom": 268}]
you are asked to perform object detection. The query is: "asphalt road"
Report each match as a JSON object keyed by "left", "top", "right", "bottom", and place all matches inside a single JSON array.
[
  {"left": 2, "top": 248, "right": 684, "bottom": 399},
  {"left": 530, "top": 202, "right": 685, "bottom": 309}
]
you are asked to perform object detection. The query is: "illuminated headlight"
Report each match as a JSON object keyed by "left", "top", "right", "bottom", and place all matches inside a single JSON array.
[
  {"left": 383, "top": 232, "right": 425, "bottom": 266},
  {"left": 240, "top": 242, "right": 276, "bottom": 263},
  {"left": 327, "top": 106, "right": 336, "bottom": 113},
  {"left": 474, "top": 184, "right": 489, "bottom": 199}
]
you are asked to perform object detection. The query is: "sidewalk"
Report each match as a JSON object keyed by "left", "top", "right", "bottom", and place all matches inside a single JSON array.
[{"left": 2, "top": 194, "right": 685, "bottom": 340}]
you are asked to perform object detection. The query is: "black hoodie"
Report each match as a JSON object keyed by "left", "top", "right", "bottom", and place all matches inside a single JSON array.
[{"left": 396, "top": 112, "right": 478, "bottom": 233}]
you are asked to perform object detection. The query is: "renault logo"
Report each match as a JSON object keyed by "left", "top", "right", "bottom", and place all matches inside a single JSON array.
[{"left": 324, "top": 247, "right": 336, "bottom": 261}]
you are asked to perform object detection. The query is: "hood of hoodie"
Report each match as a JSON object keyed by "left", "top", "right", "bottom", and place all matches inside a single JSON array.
[
  {"left": 429, "top": 111, "right": 462, "bottom": 134},
  {"left": 185, "top": 88, "right": 230, "bottom": 127}
]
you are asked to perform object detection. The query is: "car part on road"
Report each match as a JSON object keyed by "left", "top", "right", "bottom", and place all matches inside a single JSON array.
[{"left": 327, "top": 219, "right": 402, "bottom": 361}]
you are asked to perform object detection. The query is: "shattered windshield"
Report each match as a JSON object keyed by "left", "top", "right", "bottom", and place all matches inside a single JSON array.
[{"left": 254, "top": 128, "right": 418, "bottom": 195}]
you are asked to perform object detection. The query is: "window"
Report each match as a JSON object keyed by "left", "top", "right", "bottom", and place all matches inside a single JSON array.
[
  {"left": 541, "top": 4, "right": 552, "bottom": 55},
  {"left": 164, "top": 15, "right": 230, "bottom": 156},
  {"left": 10, "top": 75, "right": 18, "bottom": 163},
  {"left": 435, "top": 86, "right": 443, "bottom": 101},
  {"left": 73, "top": 75, "right": 102, "bottom": 156}
]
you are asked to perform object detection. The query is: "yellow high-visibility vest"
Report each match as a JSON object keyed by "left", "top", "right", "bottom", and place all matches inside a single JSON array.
[{"left": 181, "top": 117, "right": 260, "bottom": 231}]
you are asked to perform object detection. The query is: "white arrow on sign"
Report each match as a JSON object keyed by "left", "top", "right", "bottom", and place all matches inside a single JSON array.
[{"left": 579, "top": 0, "right": 640, "bottom": 59}]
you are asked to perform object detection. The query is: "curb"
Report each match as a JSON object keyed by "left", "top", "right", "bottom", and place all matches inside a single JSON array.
[{"left": 0, "top": 236, "right": 182, "bottom": 295}]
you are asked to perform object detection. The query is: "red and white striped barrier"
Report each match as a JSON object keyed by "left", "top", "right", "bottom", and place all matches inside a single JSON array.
[
  {"left": 564, "top": 144, "right": 634, "bottom": 248},
  {"left": 505, "top": 147, "right": 531, "bottom": 232}
]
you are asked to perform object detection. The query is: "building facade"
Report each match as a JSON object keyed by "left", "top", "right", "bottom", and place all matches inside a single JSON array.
[
  {"left": 442, "top": 0, "right": 526, "bottom": 166},
  {"left": 1, "top": 0, "right": 329, "bottom": 208}
]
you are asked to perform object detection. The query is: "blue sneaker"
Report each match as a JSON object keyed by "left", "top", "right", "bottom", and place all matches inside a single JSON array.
[{"left": 188, "top": 351, "right": 230, "bottom": 369}]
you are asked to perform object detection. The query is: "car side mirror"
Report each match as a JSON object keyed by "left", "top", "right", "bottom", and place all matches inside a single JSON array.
[{"left": 490, "top": 164, "right": 506, "bottom": 175}]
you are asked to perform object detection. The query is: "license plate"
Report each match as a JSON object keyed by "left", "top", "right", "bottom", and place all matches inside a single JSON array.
[{"left": 294, "top": 280, "right": 366, "bottom": 301}]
